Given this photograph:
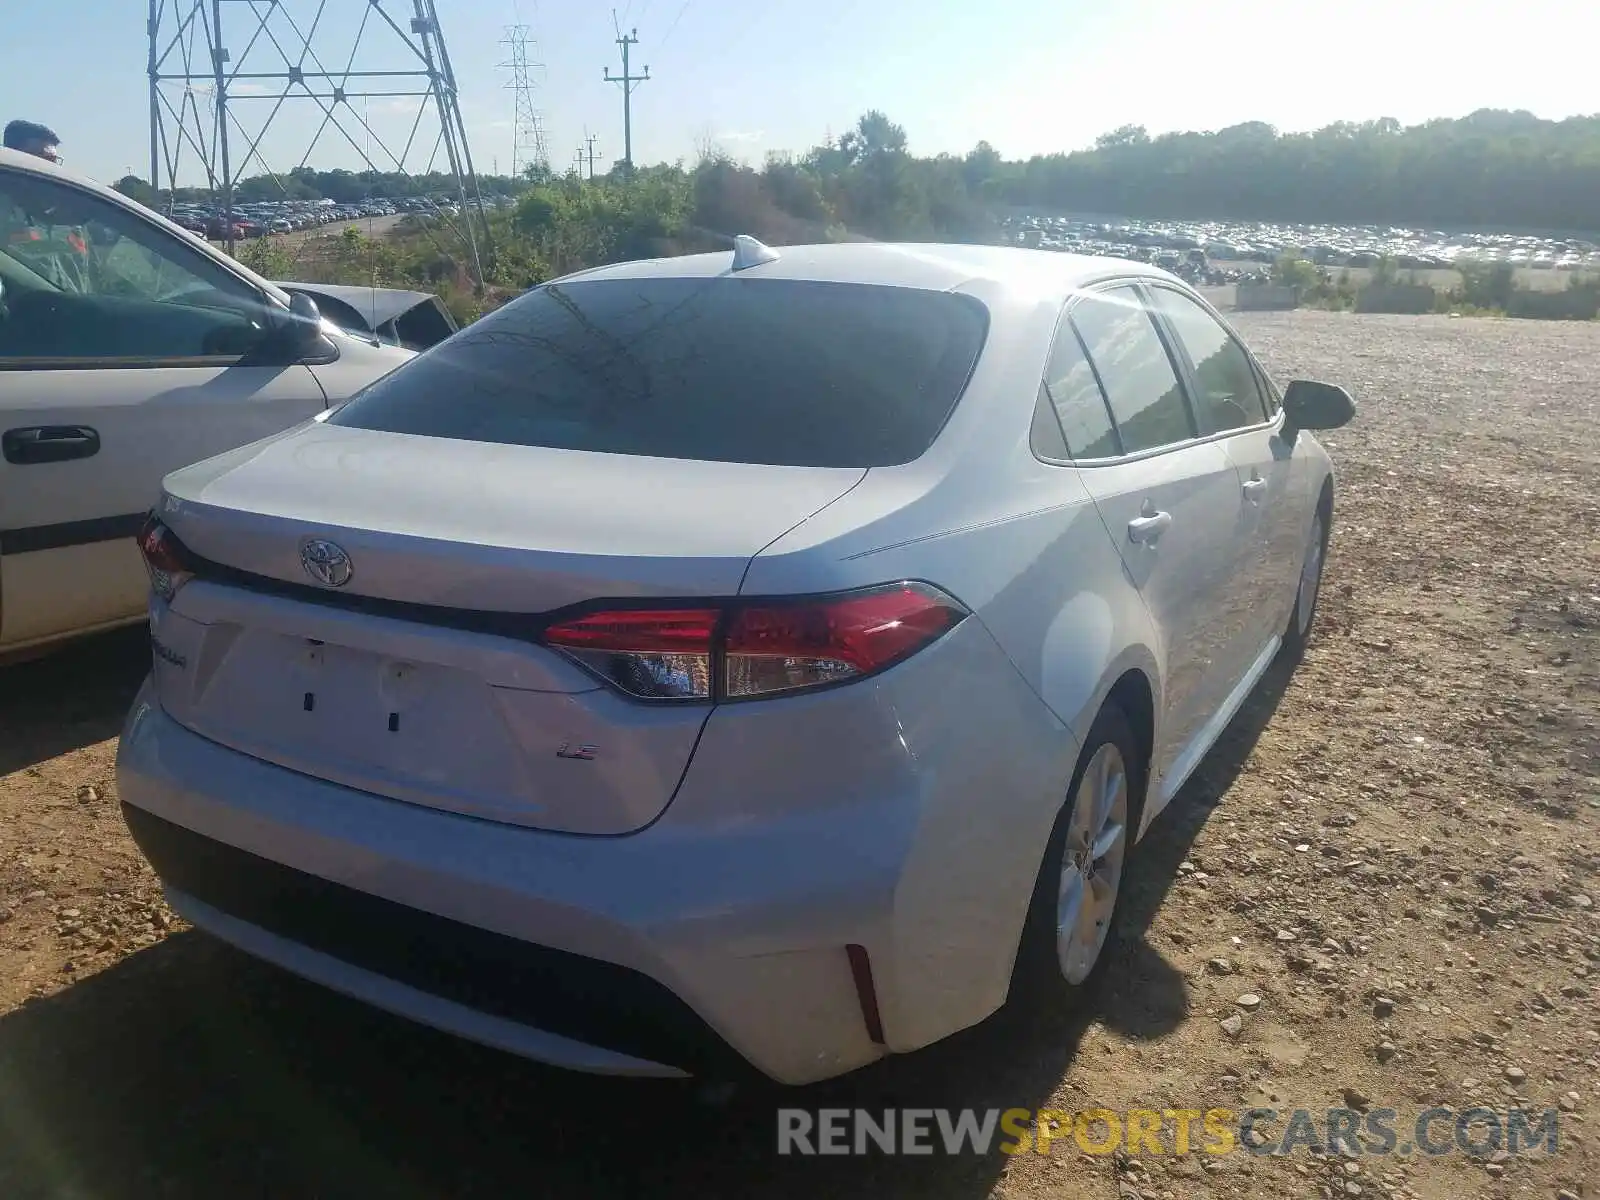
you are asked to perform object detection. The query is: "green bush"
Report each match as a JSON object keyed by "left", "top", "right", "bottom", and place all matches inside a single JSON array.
[
  {"left": 231, "top": 237, "right": 297, "bottom": 280},
  {"left": 1455, "top": 261, "right": 1516, "bottom": 310},
  {"left": 1271, "top": 256, "right": 1320, "bottom": 290},
  {"left": 513, "top": 170, "right": 694, "bottom": 277},
  {"left": 1272, "top": 257, "right": 1360, "bottom": 310}
]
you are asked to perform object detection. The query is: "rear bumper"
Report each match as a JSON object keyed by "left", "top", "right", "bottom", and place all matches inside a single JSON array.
[
  {"left": 164, "top": 885, "right": 692, "bottom": 1078},
  {"left": 116, "top": 616, "right": 1077, "bottom": 1085},
  {"left": 125, "top": 803, "right": 722, "bottom": 1079}
]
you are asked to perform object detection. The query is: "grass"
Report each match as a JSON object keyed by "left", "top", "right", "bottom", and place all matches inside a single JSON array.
[{"left": 1242, "top": 255, "right": 1600, "bottom": 319}]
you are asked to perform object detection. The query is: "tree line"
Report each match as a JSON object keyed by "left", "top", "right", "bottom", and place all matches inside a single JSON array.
[
  {"left": 793, "top": 108, "right": 1600, "bottom": 235},
  {"left": 224, "top": 105, "right": 1600, "bottom": 326},
  {"left": 129, "top": 108, "right": 1600, "bottom": 239},
  {"left": 506, "top": 108, "right": 1600, "bottom": 285},
  {"left": 1010, "top": 109, "right": 1600, "bottom": 233},
  {"left": 113, "top": 166, "right": 529, "bottom": 208}
]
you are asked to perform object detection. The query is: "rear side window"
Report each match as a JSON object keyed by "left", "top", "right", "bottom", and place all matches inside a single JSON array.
[
  {"left": 1029, "top": 386, "right": 1070, "bottom": 459},
  {"left": 1069, "top": 287, "right": 1194, "bottom": 455},
  {"left": 1042, "top": 318, "right": 1119, "bottom": 458},
  {"left": 392, "top": 300, "right": 455, "bottom": 351},
  {"left": 329, "top": 277, "right": 989, "bottom": 468}
]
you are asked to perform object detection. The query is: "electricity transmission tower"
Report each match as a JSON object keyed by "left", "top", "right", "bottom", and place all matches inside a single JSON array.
[
  {"left": 146, "top": 0, "right": 489, "bottom": 286},
  {"left": 500, "top": 22, "right": 549, "bottom": 179},
  {"left": 603, "top": 24, "right": 649, "bottom": 171}
]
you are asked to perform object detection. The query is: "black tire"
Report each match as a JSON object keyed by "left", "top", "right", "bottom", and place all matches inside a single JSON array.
[
  {"left": 1010, "top": 703, "right": 1145, "bottom": 1012},
  {"left": 1282, "top": 500, "right": 1332, "bottom": 662}
]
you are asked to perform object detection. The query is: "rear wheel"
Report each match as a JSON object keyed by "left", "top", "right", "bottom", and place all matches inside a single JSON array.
[
  {"left": 1282, "top": 504, "right": 1330, "bottom": 660},
  {"left": 1012, "top": 704, "right": 1143, "bottom": 1007}
]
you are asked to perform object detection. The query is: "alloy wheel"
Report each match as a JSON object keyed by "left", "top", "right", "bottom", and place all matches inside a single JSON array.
[
  {"left": 1297, "top": 514, "right": 1326, "bottom": 639},
  {"left": 1056, "top": 742, "right": 1129, "bottom": 985}
]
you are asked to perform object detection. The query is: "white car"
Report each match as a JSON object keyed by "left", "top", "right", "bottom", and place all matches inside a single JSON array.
[
  {"left": 0, "top": 149, "right": 413, "bottom": 658},
  {"left": 116, "top": 238, "right": 1354, "bottom": 1086}
]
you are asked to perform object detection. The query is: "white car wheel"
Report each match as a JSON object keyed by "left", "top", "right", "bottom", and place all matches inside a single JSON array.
[
  {"left": 1013, "top": 704, "right": 1144, "bottom": 1008},
  {"left": 1056, "top": 741, "right": 1129, "bottom": 985},
  {"left": 1284, "top": 506, "right": 1330, "bottom": 658},
  {"left": 1296, "top": 513, "right": 1325, "bottom": 639}
]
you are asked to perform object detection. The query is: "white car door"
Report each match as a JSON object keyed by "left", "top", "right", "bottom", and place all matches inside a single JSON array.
[
  {"left": 1061, "top": 284, "right": 1247, "bottom": 807},
  {"left": 1145, "top": 283, "right": 1307, "bottom": 660},
  {"left": 0, "top": 164, "right": 329, "bottom": 649}
]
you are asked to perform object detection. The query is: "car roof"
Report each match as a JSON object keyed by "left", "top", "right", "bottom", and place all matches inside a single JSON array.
[
  {"left": 555, "top": 240, "right": 1180, "bottom": 300},
  {"left": 0, "top": 145, "right": 123, "bottom": 194}
]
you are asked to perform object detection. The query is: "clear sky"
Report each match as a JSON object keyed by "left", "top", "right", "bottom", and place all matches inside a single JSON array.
[{"left": 8, "top": 0, "right": 1597, "bottom": 186}]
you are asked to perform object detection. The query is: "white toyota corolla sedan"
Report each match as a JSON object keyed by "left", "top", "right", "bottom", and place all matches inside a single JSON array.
[{"left": 115, "top": 238, "right": 1353, "bottom": 1086}]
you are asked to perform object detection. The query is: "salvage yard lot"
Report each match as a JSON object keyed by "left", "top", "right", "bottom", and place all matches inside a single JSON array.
[{"left": 1, "top": 311, "right": 1596, "bottom": 1200}]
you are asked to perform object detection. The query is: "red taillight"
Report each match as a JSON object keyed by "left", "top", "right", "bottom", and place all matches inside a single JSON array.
[
  {"left": 540, "top": 583, "right": 966, "bottom": 703},
  {"left": 137, "top": 514, "right": 195, "bottom": 601},
  {"left": 541, "top": 608, "right": 720, "bottom": 654},
  {"left": 724, "top": 583, "right": 966, "bottom": 698}
]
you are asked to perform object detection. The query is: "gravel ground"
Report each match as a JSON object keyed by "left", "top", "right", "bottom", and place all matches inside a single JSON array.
[{"left": 0, "top": 312, "right": 1595, "bottom": 1200}]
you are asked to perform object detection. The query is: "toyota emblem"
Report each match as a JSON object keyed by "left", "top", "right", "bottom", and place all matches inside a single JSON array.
[{"left": 300, "top": 538, "right": 354, "bottom": 588}]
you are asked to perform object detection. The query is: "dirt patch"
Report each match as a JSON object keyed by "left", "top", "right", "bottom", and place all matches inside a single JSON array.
[{"left": 0, "top": 312, "right": 1595, "bottom": 1199}]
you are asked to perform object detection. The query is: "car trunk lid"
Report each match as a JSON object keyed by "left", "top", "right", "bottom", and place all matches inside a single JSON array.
[{"left": 150, "top": 422, "right": 864, "bottom": 834}]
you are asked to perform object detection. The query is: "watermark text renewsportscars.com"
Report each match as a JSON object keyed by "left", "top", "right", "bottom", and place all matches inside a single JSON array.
[{"left": 776, "top": 1106, "right": 1562, "bottom": 1157}]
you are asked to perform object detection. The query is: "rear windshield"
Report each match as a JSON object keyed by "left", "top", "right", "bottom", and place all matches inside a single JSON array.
[{"left": 327, "top": 276, "right": 988, "bottom": 468}]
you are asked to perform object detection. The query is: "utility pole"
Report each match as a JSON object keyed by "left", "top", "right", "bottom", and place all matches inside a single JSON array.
[
  {"left": 603, "top": 21, "right": 649, "bottom": 172},
  {"left": 579, "top": 133, "right": 604, "bottom": 180}
]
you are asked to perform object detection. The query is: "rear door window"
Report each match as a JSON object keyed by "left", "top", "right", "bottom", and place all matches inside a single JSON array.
[
  {"left": 330, "top": 277, "right": 989, "bottom": 468},
  {"left": 1068, "top": 286, "right": 1195, "bottom": 454},
  {"left": 1147, "top": 286, "right": 1269, "bottom": 433}
]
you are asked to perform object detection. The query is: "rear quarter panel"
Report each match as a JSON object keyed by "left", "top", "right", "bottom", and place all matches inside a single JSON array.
[
  {"left": 749, "top": 467, "right": 1164, "bottom": 784},
  {"left": 743, "top": 277, "right": 1167, "bottom": 826}
]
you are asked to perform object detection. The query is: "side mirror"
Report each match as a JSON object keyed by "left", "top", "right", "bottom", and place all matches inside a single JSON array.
[
  {"left": 1281, "top": 379, "right": 1355, "bottom": 433},
  {"left": 283, "top": 291, "right": 329, "bottom": 359}
]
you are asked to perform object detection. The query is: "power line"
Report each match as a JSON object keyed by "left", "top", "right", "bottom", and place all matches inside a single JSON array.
[
  {"left": 603, "top": 18, "right": 650, "bottom": 171},
  {"left": 657, "top": 0, "right": 692, "bottom": 56}
]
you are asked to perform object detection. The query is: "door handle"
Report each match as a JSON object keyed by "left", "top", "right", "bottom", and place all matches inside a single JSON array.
[
  {"left": 1127, "top": 510, "right": 1172, "bottom": 545},
  {"left": 1242, "top": 477, "right": 1268, "bottom": 502},
  {"left": 3, "top": 425, "right": 101, "bottom": 465}
]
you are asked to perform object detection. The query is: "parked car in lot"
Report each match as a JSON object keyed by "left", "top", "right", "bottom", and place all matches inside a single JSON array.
[
  {"left": 270, "top": 281, "right": 459, "bottom": 350},
  {"left": 0, "top": 148, "right": 415, "bottom": 658},
  {"left": 116, "top": 237, "right": 1354, "bottom": 1086}
]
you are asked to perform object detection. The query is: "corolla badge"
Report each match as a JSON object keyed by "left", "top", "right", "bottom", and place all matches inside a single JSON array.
[{"left": 300, "top": 538, "right": 354, "bottom": 588}]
